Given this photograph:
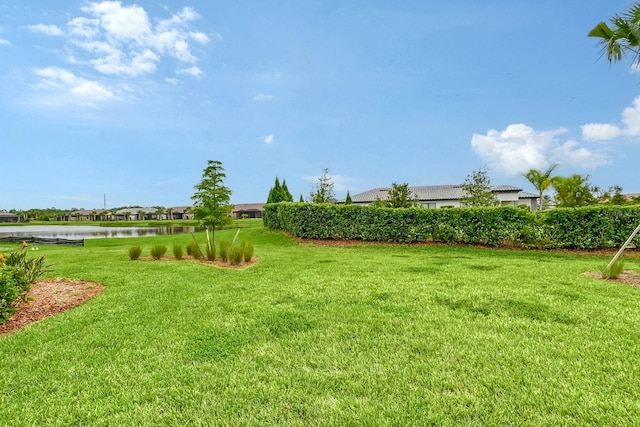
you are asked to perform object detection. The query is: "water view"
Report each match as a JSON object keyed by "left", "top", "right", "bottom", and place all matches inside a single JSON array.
[{"left": 0, "top": 225, "right": 200, "bottom": 240}]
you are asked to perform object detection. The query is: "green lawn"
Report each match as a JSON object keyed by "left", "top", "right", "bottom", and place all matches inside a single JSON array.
[{"left": 1, "top": 224, "right": 639, "bottom": 425}]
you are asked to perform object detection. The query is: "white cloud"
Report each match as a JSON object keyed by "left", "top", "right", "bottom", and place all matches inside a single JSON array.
[
  {"left": 263, "top": 134, "right": 275, "bottom": 144},
  {"left": 581, "top": 123, "right": 622, "bottom": 142},
  {"left": 165, "top": 78, "right": 179, "bottom": 85},
  {"left": 254, "top": 93, "right": 273, "bottom": 102},
  {"left": 29, "top": 2, "right": 208, "bottom": 80},
  {"left": 26, "top": 24, "right": 64, "bottom": 36},
  {"left": 581, "top": 96, "right": 640, "bottom": 141},
  {"left": 32, "top": 67, "right": 116, "bottom": 107},
  {"left": 67, "top": 17, "right": 100, "bottom": 39},
  {"left": 471, "top": 123, "right": 608, "bottom": 175},
  {"left": 81, "top": 1, "right": 151, "bottom": 41},
  {"left": 177, "top": 66, "right": 204, "bottom": 78},
  {"left": 0, "top": 39, "right": 10, "bottom": 46},
  {"left": 189, "top": 31, "right": 211, "bottom": 44},
  {"left": 550, "top": 140, "right": 610, "bottom": 169}
]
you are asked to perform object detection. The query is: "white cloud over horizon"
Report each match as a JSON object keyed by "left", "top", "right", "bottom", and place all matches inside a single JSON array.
[
  {"left": 0, "top": 39, "right": 11, "bottom": 46},
  {"left": 582, "top": 96, "right": 640, "bottom": 141},
  {"left": 471, "top": 123, "right": 610, "bottom": 175}
]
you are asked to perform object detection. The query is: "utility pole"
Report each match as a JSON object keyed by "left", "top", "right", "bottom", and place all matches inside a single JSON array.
[{"left": 104, "top": 193, "right": 106, "bottom": 210}]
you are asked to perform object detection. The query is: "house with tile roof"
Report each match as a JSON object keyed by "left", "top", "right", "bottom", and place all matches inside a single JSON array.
[
  {"left": 0, "top": 211, "right": 19, "bottom": 223},
  {"left": 349, "top": 185, "right": 538, "bottom": 210},
  {"left": 232, "top": 203, "right": 265, "bottom": 219}
]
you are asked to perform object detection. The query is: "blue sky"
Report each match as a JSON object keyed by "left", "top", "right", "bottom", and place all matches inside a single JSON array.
[{"left": 1, "top": 1, "right": 638, "bottom": 210}]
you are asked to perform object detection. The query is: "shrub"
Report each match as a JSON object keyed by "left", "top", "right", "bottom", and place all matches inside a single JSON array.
[
  {"left": 128, "top": 245, "right": 143, "bottom": 261},
  {"left": 219, "top": 240, "right": 231, "bottom": 262},
  {"left": 229, "top": 242, "right": 245, "bottom": 265},
  {"left": 243, "top": 241, "right": 254, "bottom": 262},
  {"left": 0, "top": 265, "right": 30, "bottom": 324},
  {"left": 205, "top": 242, "right": 215, "bottom": 261},
  {"left": 172, "top": 243, "right": 183, "bottom": 260},
  {"left": 150, "top": 244, "right": 168, "bottom": 260},
  {"left": 187, "top": 241, "right": 203, "bottom": 260},
  {"left": 3, "top": 249, "right": 51, "bottom": 284},
  {"left": 602, "top": 259, "right": 625, "bottom": 279}
]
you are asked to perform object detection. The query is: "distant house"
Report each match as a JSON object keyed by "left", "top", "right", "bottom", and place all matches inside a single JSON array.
[
  {"left": 232, "top": 203, "right": 265, "bottom": 219},
  {"left": 64, "top": 209, "right": 108, "bottom": 221},
  {"left": 349, "top": 185, "right": 538, "bottom": 210},
  {"left": 0, "top": 212, "right": 19, "bottom": 223},
  {"left": 170, "top": 206, "right": 194, "bottom": 220}
]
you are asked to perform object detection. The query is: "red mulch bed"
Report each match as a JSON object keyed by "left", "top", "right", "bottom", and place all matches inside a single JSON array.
[{"left": 0, "top": 279, "right": 104, "bottom": 336}]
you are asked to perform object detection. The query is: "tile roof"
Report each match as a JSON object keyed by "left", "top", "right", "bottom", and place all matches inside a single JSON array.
[
  {"left": 233, "top": 203, "right": 265, "bottom": 212},
  {"left": 351, "top": 185, "right": 536, "bottom": 203}
]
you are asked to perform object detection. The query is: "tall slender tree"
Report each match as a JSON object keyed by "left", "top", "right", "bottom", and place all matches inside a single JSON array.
[
  {"left": 192, "top": 160, "right": 233, "bottom": 254},
  {"left": 344, "top": 190, "right": 353, "bottom": 205},
  {"left": 308, "top": 168, "right": 336, "bottom": 204},
  {"left": 267, "top": 177, "right": 294, "bottom": 204},
  {"left": 523, "top": 164, "right": 558, "bottom": 210}
]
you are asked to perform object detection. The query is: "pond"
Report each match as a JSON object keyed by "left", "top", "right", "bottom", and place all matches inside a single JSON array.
[{"left": 0, "top": 225, "right": 200, "bottom": 240}]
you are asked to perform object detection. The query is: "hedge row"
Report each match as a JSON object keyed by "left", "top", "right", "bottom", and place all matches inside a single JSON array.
[{"left": 262, "top": 203, "right": 640, "bottom": 249}]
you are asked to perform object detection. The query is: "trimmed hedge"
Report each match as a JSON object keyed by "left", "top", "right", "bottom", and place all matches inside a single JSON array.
[{"left": 263, "top": 203, "right": 640, "bottom": 249}]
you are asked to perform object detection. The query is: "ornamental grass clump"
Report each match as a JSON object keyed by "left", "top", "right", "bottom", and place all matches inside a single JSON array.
[
  {"left": 602, "top": 259, "right": 625, "bottom": 279},
  {"left": 243, "top": 241, "right": 254, "bottom": 262},
  {"left": 219, "top": 240, "right": 231, "bottom": 262},
  {"left": 150, "top": 244, "right": 168, "bottom": 260},
  {"left": 186, "top": 240, "right": 203, "bottom": 260},
  {"left": 205, "top": 242, "right": 216, "bottom": 261},
  {"left": 229, "top": 241, "right": 245, "bottom": 265},
  {"left": 172, "top": 243, "right": 183, "bottom": 260},
  {"left": 128, "top": 245, "right": 143, "bottom": 261}
]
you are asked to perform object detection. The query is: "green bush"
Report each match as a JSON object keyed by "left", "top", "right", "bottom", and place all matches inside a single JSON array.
[
  {"left": 243, "top": 241, "right": 254, "bottom": 262},
  {"left": 219, "top": 240, "right": 231, "bottom": 262},
  {"left": 263, "top": 203, "right": 640, "bottom": 250},
  {"left": 172, "top": 243, "right": 183, "bottom": 260},
  {"left": 150, "top": 244, "right": 167, "bottom": 260},
  {"left": 128, "top": 245, "right": 143, "bottom": 261},
  {"left": 0, "top": 265, "right": 30, "bottom": 324},
  {"left": 3, "top": 249, "right": 51, "bottom": 284},
  {"left": 602, "top": 259, "right": 625, "bottom": 279},
  {"left": 187, "top": 241, "right": 203, "bottom": 260},
  {"left": 205, "top": 242, "right": 215, "bottom": 261},
  {"left": 229, "top": 242, "right": 245, "bottom": 265}
]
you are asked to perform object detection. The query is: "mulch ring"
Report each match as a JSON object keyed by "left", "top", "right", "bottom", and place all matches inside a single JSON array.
[
  {"left": 583, "top": 270, "right": 640, "bottom": 288},
  {"left": 0, "top": 279, "right": 104, "bottom": 336}
]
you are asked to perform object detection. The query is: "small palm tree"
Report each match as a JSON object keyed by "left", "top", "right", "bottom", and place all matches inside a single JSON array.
[{"left": 523, "top": 164, "right": 558, "bottom": 210}]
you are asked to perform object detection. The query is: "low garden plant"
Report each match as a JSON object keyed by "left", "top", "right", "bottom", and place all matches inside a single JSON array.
[
  {"left": 128, "top": 245, "right": 142, "bottom": 261},
  {"left": 0, "top": 247, "right": 51, "bottom": 324},
  {"left": 602, "top": 258, "right": 625, "bottom": 279},
  {"left": 150, "top": 244, "right": 167, "bottom": 260},
  {"left": 172, "top": 243, "right": 183, "bottom": 260}
]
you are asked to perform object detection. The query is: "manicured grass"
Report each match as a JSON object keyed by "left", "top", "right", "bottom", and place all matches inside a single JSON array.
[{"left": 0, "top": 225, "right": 639, "bottom": 425}]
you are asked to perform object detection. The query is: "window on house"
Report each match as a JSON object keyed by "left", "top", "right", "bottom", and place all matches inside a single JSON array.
[{"left": 501, "top": 201, "right": 516, "bottom": 206}]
